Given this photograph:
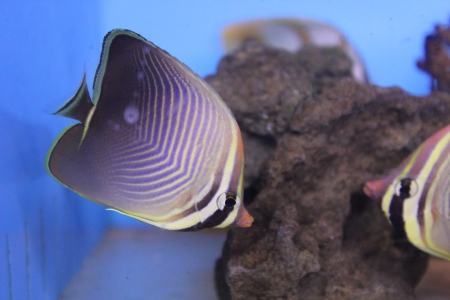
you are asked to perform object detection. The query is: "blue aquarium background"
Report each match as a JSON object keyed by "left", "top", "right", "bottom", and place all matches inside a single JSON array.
[{"left": 1, "top": 1, "right": 448, "bottom": 299}]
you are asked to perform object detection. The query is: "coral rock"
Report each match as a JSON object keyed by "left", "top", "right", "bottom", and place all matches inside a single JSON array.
[
  {"left": 207, "top": 41, "right": 450, "bottom": 299},
  {"left": 417, "top": 23, "right": 450, "bottom": 93}
]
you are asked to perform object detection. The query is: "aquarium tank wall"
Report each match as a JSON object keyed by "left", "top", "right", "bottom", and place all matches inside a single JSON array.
[{"left": 1, "top": 1, "right": 449, "bottom": 299}]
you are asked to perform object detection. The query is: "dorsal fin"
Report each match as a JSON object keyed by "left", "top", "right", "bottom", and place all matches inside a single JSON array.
[{"left": 54, "top": 74, "right": 94, "bottom": 123}]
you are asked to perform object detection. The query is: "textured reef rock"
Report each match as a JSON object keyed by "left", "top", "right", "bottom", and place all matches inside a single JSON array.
[
  {"left": 206, "top": 40, "right": 450, "bottom": 299},
  {"left": 417, "top": 22, "right": 450, "bottom": 93}
]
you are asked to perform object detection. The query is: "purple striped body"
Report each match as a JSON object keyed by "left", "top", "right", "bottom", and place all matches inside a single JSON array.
[{"left": 46, "top": 30, "right": 254, "bottom": 230}]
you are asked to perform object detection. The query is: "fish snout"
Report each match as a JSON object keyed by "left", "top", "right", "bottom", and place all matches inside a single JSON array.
[
  {"left": 235, "top": 207, "right": 254, "bottom": 228},
  {"left": 363, "top": 180, "right": 383, "bottom": 204}
]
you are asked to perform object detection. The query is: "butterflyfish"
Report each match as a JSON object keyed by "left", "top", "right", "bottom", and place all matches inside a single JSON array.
[
  {"left": 364, "top": 124, "right": 450, "bottom": 259},
  {"left": 222, "top": 18, "right": 368, "bottom": 84},
  {"left": 46, "top": 29, "right": 253, "bottom": 231}
]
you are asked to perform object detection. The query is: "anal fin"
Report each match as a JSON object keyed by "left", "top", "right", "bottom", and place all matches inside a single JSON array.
[{"left": 46, "top": 124, "right": 86, "bottom": 190}]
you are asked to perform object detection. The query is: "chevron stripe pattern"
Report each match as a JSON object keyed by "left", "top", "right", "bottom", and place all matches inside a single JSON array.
[{"left": 46, "top": 30, "right": 245, "bottom": 230}]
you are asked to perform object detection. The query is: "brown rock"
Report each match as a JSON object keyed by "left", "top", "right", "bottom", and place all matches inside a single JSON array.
[
  {"left": 207, "top": 41, "right": 450, "bottom": 299},
  {"left": 417, "top": 22, "right": 450, "bottom": 93}
]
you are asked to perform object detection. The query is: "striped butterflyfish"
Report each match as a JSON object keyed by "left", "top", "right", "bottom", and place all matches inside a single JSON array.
[
  {"left": 46, "top": 29, "right": 253, "bottom": 231},
  {"left": 222, "top": 18, "right": 368, "bottom": 84},
  {"left": 364, "top": 124, "right": 450, "bottom": 259}
]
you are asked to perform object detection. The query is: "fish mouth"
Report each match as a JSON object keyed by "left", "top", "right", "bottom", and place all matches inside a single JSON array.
[
  {"left": 363, "top": 180, "right": 383, "bottom": 203},
  {"left": 363, "top": 182, "right": 376, "bottom": 199},
  {"left": 235, "top": 207, "right": 254, "bottom": 228}
]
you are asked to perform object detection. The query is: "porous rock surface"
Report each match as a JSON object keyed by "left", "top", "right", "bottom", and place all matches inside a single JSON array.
[{"left": 205, "top": 40, "right": 450, "bottom": 299}]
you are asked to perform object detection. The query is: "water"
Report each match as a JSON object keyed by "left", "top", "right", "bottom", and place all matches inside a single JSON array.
[{"left": 1, "top": 1, "right": 448, "bottom": 299}]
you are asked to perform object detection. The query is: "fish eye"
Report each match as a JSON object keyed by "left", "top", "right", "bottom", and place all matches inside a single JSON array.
[
  {"left": 217, "top": 192, "right": 239, "bottom": 213},
  {"left": 394, "top": 177, "right": 419, "bottom": 199}
]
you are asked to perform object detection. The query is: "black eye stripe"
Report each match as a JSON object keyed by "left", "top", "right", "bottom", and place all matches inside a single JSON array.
[
  {"left": 388, "top": 178, "right": 418, "bottom": 240},
  {"left": 394, "top": 177, "right": 419, "bottom": 201},
  {"left": 388, "top": 194, "right": 407, "bottom": 240},
  {"left": 177, "top": 209, "right": 230, "bottom": 232},
  {"left": 225, "top": 198, "right": 236, "bottom": 207},
  {"left": 399, "top": 178, "right": 413, "bottom": 198}
]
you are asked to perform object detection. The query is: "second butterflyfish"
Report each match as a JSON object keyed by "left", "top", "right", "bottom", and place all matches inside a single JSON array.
[{"left": 364, "top": 124, "right": 450, "bottom": 259}]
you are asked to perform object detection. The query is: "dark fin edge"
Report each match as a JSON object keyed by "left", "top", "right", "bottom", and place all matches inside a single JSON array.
[
  {"left": 92, "top": 29, "right": 147, "bottom": 105},
  {"left": 54, "top": 74, "right": 94, "bottom": 124},
  {"left": 91, "top": 29, "right": 224, "bottom": 109}
]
